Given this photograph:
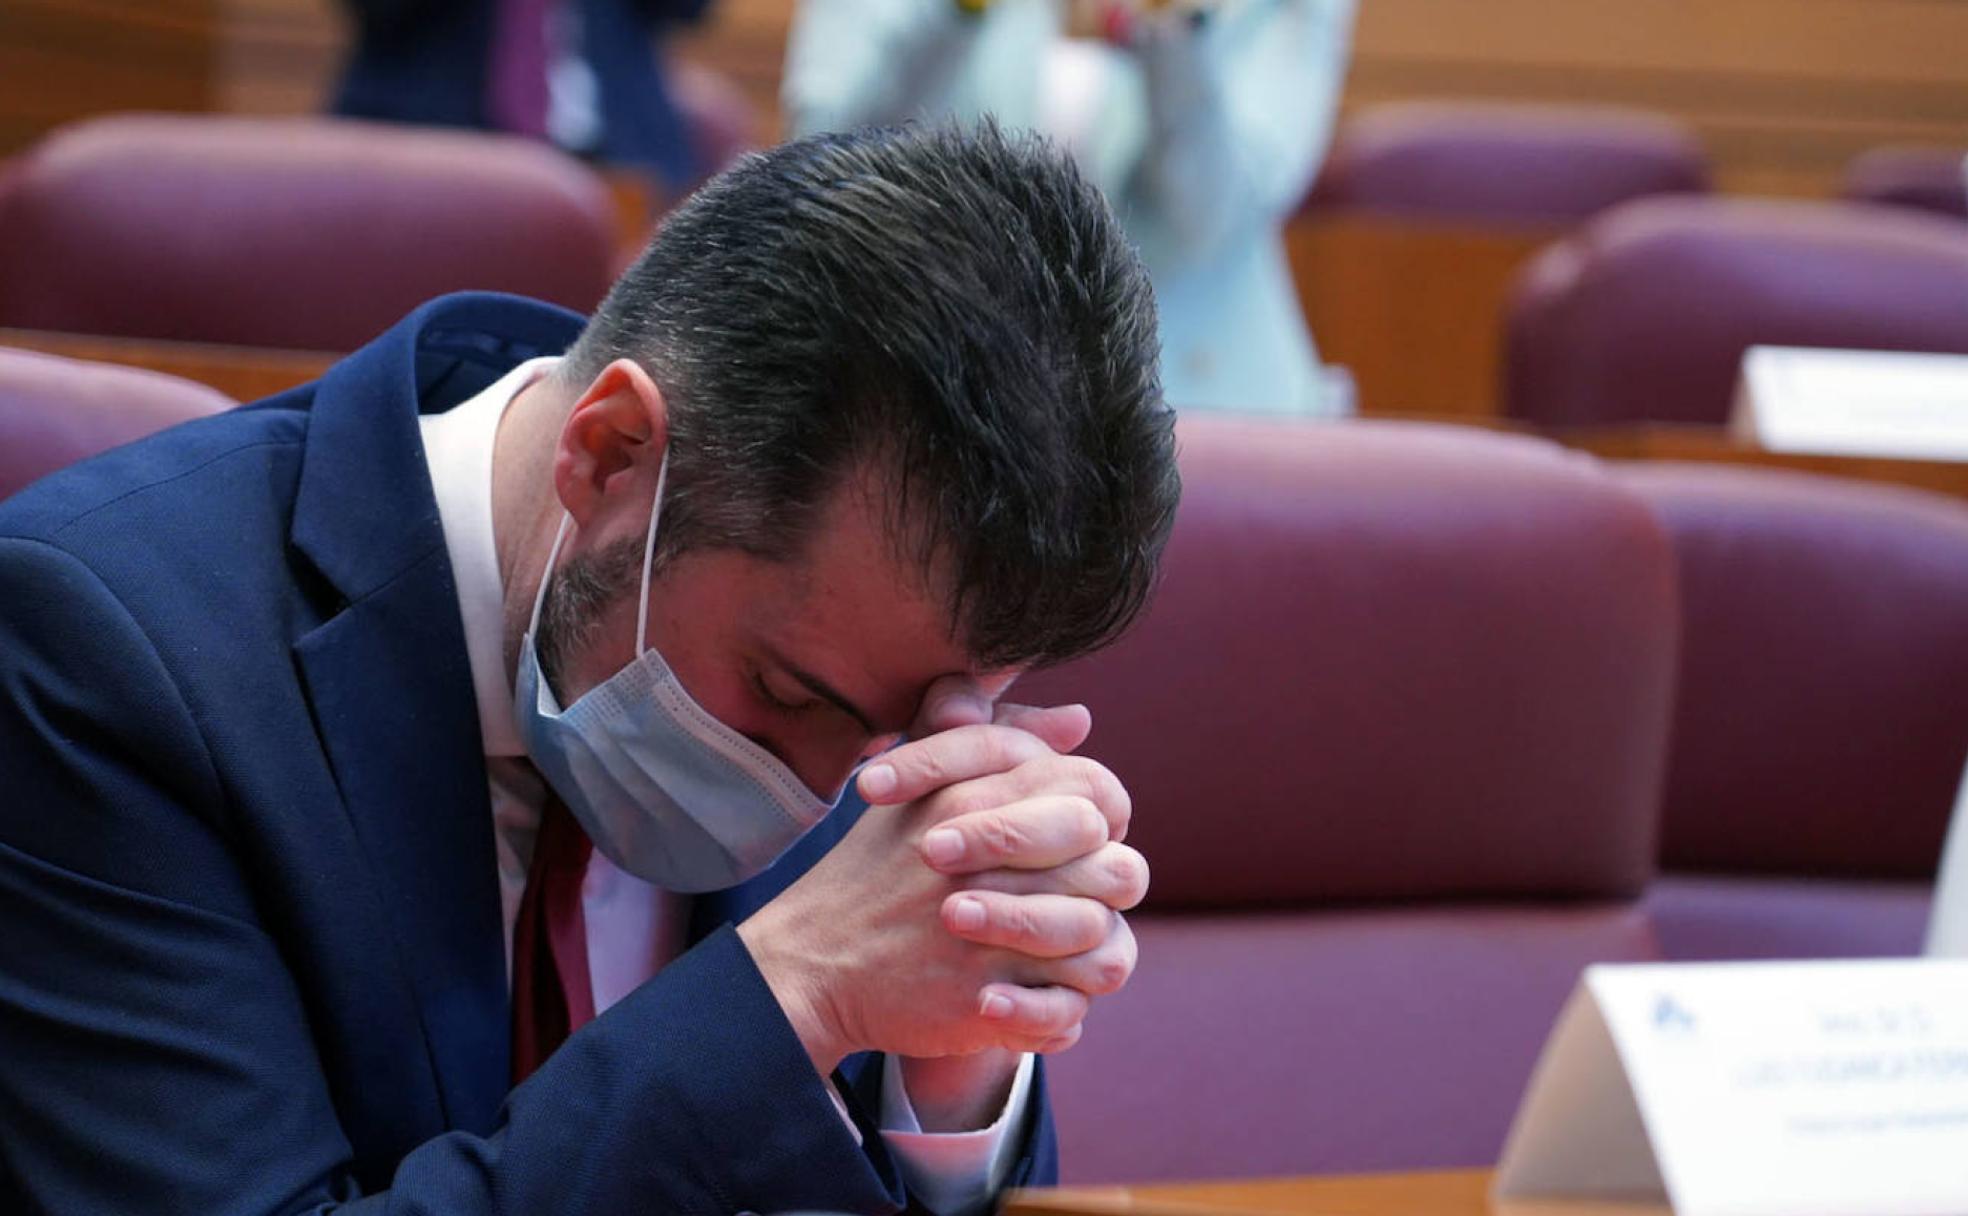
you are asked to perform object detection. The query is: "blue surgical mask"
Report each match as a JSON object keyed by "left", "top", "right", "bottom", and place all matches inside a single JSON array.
[{"left": 513, "top": 455, "right": 839, "bottom": 892}]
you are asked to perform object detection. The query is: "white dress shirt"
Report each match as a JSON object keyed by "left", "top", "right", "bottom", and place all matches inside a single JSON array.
[{"left": 418, "top": 356, "right": 1033, "bottom": 1216}]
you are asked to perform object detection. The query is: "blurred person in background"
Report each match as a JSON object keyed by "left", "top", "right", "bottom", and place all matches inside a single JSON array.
[
  {"left": 786, "top": 0, "right": 1357, "bottom": 416},
  {"left": 335, "top": 0, "right": 709, "bottom": 190}
]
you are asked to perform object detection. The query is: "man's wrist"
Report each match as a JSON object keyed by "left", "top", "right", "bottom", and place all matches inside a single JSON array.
[
  {"left": 737, "top": 916, "right": 849, "bottom": 1077},
  {"left": 896, "top": 1048, "right": 1022, "bottom": 1131}
]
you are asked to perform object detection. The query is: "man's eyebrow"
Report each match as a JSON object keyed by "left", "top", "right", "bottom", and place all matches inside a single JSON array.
[{"left": 769, "top": 649, "right": 886, "bottom": 735}]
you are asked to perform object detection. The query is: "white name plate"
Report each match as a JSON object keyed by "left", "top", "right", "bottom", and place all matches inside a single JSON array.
[
  {"left": 1494, "top": 960, "right": 1968, "bottom": 1216},
  {"left": 1928, "top": 757, "right": 1968, "bottom": 958},
  {"left": 1730, "top": 345, "right": 1968, "bottom": 462}
]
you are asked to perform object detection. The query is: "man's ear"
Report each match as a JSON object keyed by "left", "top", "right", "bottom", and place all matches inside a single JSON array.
[{"left": 552, "top": 359, "right": 669, "bottom": 527}]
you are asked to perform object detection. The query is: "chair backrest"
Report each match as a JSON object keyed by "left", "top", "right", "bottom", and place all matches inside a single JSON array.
[
  {"left": 1844, "top": 146, "right": 1968, "bottom": 220},
  {"left": 0, "top": 347, "right": 232, "bottom": 500},
  {"left": 1505, "top": 197, "right": 1968, "bottom": 427},
  {"left": 1017, "top": 417, "right": 1677, "bottom": 1183},
  {"left": 0, "top": 114, "right": 617, "bottom": 350},
  {"left": 1307, "top": 101, "right": 1709, "bottom": 225},
  {"left": 1619, "top": 463, "right": 1968, "bottom": 880},
  {"left": 1016, "top": 416, "right": 1678, "bottom": 909}
]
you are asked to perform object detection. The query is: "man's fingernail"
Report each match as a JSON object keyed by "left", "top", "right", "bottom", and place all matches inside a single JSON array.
[
  {"left": 923, "top": 828, "right": 965, "bottom": 867},
  {"left": 860, "top": 764, "right": 897, "bottom": 801},
  {"left": 950, "top": 896, "right": 987, "bottom": 932},
  {"left": 980, "top": 992, "right": 1014, "bottom": 1020}
]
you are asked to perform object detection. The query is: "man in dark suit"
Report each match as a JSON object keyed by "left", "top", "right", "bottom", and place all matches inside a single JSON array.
[{"left": 0, "top": 124, "right": 1176, "bottom": 1213}]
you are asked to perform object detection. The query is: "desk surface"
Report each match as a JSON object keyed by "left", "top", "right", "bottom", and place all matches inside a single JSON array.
[
  {"left": 0, "top": 328, "right": 337, "bottom": 404},
  {"left": 1005, "top": 1170, "right": 1669, "bottom": 1216},
  {"left": 1562, "top": 423, "right": 1968, "bottom": 504}
]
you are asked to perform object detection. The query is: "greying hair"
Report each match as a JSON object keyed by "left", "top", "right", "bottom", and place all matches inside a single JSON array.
[{"left": 559, "top": 121, "right": 1179, "bottom": 669}]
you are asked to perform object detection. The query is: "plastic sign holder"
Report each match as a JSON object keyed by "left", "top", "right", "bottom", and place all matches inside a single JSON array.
[
  {"left": 1495, "top": 960, "right": 1968, "bottom": 1216},
  {"left": 1731, "top": 346, "right": 1968, "bottom": 462},
  {"left": 1926, "top": 756, "right": 1968, "bottom": 958}
]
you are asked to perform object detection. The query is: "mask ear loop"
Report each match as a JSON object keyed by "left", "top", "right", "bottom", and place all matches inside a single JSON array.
[
  {"left": 526, "top": 452, "right": 668, "bottom": 648},
  {"left": 526, "top": 513, "right": 575, "bottom": 639},
  {"left": 634, "top": 452, "right": 670, "bottom": 656}
]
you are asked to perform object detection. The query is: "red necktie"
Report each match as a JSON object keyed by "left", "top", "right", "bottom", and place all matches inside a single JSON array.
[{"left": 510, "top": 795, "right": 596, "bottom": 1084}]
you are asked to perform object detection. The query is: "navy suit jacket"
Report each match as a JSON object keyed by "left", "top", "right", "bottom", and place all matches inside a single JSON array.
[
  {"left": 0, "top": 293, "right": 1057, "bottom": 1214},
  {"left": 334, "top": 0, "right": 707, "bottom": 187}
]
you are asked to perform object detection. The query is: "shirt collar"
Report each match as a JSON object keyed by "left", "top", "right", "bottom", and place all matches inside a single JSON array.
[{"left": 419, "top": 354, "right": 563, "bottom": 758}]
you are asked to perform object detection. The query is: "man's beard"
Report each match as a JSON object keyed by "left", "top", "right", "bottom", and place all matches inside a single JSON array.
[{"left": 536, "top": 534, "right": 646, "bottom": 699}]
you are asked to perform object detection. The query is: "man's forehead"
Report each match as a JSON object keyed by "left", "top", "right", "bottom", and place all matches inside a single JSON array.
[{"left": 746, "top": 457, "right": 1020, "bottom": 717}]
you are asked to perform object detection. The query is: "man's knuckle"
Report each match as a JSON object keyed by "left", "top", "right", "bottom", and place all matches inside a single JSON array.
[
  {"left": 976, "top": 812, "right": 1021, "bottom": 858},
  {"left": 1074, "top": 902, "right": 1108, "bottom": 945},
  {"left": 1059, "top": 796, "right": 1101, "bottom": 843},
  {"left": 912, "top": 748, "right": 951, "bottom": 790},
  {"left": 986, "top": 726, "right": 1037, "bottom": 770},
  {"left": 943, "top": 786, "right": 991, "bottom": 819},
  {"left": 1061, "top": 758, "right": 1125, "bottom": 816}
]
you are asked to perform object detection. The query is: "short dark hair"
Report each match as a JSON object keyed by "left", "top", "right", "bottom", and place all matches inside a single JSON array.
[{"left": 561, "top": 121, "right": 1179, "bottom": 669}]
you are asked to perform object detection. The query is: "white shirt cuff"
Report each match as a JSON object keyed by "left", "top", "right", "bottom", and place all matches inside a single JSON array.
[{"left": 876, "top": 1052, "right": 1037, "bottom": 1216}]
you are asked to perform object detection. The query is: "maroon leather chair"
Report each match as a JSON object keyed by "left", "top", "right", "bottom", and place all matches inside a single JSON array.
[
  {"left": 1505, "top": 197, "right": 1968, "bottom": 427},
  {"left": 1844, "top": 146, "right": 1968, "bottom": 220},
  {"left": 1016, "top": 417, "right": 1678, "bottom": 1183},
  {"left": 0, "top": 347, "right": 231, "bottom": 500},
  {"left": 0, "top": 114, "right": 617, "bottom": 350},
  {"left": 1618, "top": 464, "right": 1968, "bottom": 961},
  {"left": 1306, "top": 102, "right": 1709, "bottom": 225}
]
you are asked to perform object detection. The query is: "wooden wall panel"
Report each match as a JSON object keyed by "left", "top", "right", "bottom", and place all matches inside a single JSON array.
[
  {"left": 1344, "top": 0, "right": 1968, "bottom": 197},
  {"left": 1287, "top": 215, "right": 1555, "bottom": 418},
  {"left": 5, "top": 0, "right": 1961, "bottom": 419},
  {"left": 0, "top": 1, "right": 220, "bottom": 155},
  {"left": 211, "top": 0, "right": 343, "bottom": 118},
  {"left": 11, "top": 0, "right": 1964, "bottom": 194}
]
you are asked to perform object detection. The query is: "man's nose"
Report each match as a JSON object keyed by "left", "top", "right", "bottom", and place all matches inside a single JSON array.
[{"left": 796, "top": 733, "right": 903, "bottom": 805}]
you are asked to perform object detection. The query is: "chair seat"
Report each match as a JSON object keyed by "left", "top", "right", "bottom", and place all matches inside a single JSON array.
[
  {"left": 1646, "top": 873, "right": 1932, "bottom": 962},
  {"left": 1047, "top": 902, "right": 1660, "bottom": 1184}
]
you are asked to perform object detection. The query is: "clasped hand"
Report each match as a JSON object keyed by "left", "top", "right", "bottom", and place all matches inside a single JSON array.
[{"left": 737, "top": 681, "right": 1147, "bottom": 1081}]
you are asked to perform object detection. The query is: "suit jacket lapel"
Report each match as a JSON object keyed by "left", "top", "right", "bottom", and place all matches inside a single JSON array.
[{"left": 289, "top": 293, "right": 587, "bottom": 1132}]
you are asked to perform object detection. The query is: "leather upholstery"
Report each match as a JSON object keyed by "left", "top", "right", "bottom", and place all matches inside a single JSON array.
[
  {"left": 1307, "top": 102, "right": 1709, "bottom": 225},
  {"left": 1645, "top": 874, "right": 1933, "bottom": 962},
  {"left": 1622, "top": 464, "right": 1968, "bottom": 964},
  {"left": 1505, "top": 197, "right": 1968, "bottom": 426},
  {"left": 1620, "top": 464, "right": 1968, "bottom": 880},
  {"left": 1050, "top": 905, "right": 1660, "bottom": 1183},
  {"left": 1844, "top": 146, "right": 1968, "bottom": 220},
  {"left": 0, "top": 347, "right": 231, "bottom": 501},
  {"left": 0, "top": 115, "right": 616, "bottom": 350},
  {"left": 1018, "top": 417, "right": 1678, "bottom": 1180},
  {"left": 1019, "top": 417, "right": 1678, "bottom": 908}
]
